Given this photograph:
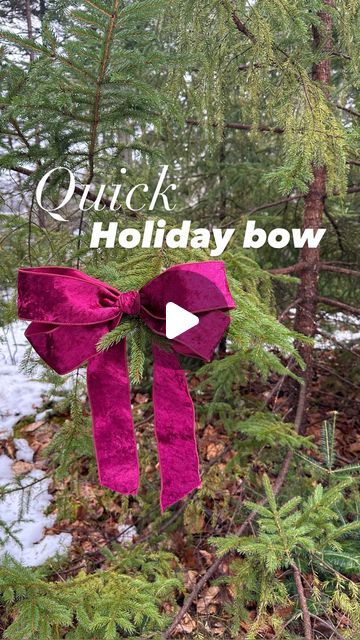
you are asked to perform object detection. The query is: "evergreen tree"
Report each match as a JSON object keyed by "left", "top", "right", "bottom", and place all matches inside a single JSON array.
[{"left": 0, "top": 1, "right": 359, "bottom": 638}]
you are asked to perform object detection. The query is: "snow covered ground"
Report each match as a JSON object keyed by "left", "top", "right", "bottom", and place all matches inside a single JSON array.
[
  {"left": 0, "top": 321, "right": 52, "bottom": 438},
  {"left": 315, "top": 312, "right": 360, "bottom": 349},
  {"left": 0, "top": 445, "right": 72, "bottom": 567},
  {"left": 0, "top": 321, "right": 72, "bottom": 567}
]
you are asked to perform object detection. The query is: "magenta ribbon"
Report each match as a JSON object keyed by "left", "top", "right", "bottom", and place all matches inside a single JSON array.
[{"left": 18, "top": 262, "right": 235, "bottom": 510}]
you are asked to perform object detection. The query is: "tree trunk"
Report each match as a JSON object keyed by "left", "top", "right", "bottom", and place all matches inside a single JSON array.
[
  {"left": 39, "top": 0, "right": 46, "bottom": 21},
  {"left": 25, "top": 0, "right": 35, "bottom": 62},
  {"left": 289, "top": 0, "right": 333, "bottom": 433},
  {"left": 25, "top": 0, "right": 47, "bottom": 227}
]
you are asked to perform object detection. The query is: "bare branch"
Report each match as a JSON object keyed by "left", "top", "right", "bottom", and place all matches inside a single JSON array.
[
  {"left": 186, "top": 119, "right": 284, "bottom": 134},
  {"left": 291, "top": 561, "right": 313, "bottom": 640},
  {"left": 8, "top": 165, "right": 115, "bottom": 210},
  {"left": 317, "top": 296, "right": 360, "bottom": 316}
]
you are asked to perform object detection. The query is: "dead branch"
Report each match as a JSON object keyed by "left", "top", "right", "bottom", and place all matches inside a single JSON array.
[
  {"left": 291, "top": 561, "right": 313, "bottom": 640},
  {"left": 317, "top": 296, "right": 360, "bottom": 316}
]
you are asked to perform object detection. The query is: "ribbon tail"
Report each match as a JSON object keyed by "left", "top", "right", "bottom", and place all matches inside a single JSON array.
[
  {"left": 152, "top": 345, "right": 201, "bottom": 511},
  {"left": 87, "top": 340, "right": 139, "bottom": 495}
]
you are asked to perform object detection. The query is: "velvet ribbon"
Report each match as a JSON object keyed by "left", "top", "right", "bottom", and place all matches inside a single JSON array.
[{"left": 18, "top": 262, "right": 235, "bottom": 510}]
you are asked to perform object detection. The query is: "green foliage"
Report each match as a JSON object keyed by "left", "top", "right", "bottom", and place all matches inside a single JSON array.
[
  {"left": 212, "top": 474, "right": 360, "bottom": 637},
  {"left": 0, "top": 1, "right": 359, "bottom": 638},
  {"left": 232, "top": 412, "right": 314, "bottom": 450},
  {"left": 0, "top": 548, "right": 180, "bottom": 640},
  {"left": 297, "top": 414, "right": 360, "bottom": 478}
]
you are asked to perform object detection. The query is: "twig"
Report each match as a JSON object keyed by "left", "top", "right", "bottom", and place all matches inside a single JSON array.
[
  {"left": 336, "top": 103, "right": 360, "bottom": 119},
  {"left": 163, "top": 386, "right": 307, "bottom": 638},
  {"left": 291, "top": 561, "right": 313, "bottom": 640},
  {"left": 223, "top": 184, "right": 360, "bottom": 226},
  {"left": 278, "top": 299, "right": 302, "bottom": 322},
  {"left": 317, "top": 296, "right": 360, "bottom": 317},
  {"left": 269, "top": 262, "right": 307, "bottom": 276},
  {"left": 10, "top": 165, "right": 115, "bottom": 210},
  {"left": 310, "top": 613, "right": 346, "bottom": 640},
  {"left": 87, "top": 0, "right": 119, "bottom": 182},
  {"left": 320, "top": 264, "right": 360, "bottom": 277},
  {"left": 186, "top": 119, "right": 284, "bottom": 134},
  {"left": 324, "top": 204, "right": 345, "bottom": 255}
]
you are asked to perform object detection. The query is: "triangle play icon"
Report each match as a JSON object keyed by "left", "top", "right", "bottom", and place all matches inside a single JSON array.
[{"left": 166, "top": 302, "right": 200, "bottom": 340}]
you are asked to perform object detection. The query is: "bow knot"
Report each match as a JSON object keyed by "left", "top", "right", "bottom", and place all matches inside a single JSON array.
[
  {"left": 117, "top": 290, "right": 141, "bottom": 316},
  {"left": 18, "top": 262, "right": 235, "bottom": 510}
]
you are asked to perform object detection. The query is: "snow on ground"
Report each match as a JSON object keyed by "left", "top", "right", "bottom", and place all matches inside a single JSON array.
[
  {"left": 315, "top": 312, "right": 360, "bottom": 349},
  {"left": 0, "top": 321, "right": 53, "bottom": 438},
  {"left": 0, "top": 321, "right": 72, "bottom": 566},
  {"left": 0, "top": 443, "right": 72, "bottom": 567}
]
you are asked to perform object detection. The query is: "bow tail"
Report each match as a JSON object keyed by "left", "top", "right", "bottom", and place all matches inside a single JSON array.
[
  {"left": 152, "top": 345, "right": 201, "bottom": 511},
  {"left": 87, "top": 341, "right": 140, "bottom": 495}
]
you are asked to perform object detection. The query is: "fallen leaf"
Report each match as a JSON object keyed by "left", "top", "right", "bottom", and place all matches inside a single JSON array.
[
  {"left": 175, "top": 614, "right": 196, "bottom": 635},
  {"left": 134, "top": 393, "right": 149, "bottom": 404},
  {"left": 22, "top": 420, "right": 45, "bottom": 433},
  {"left": 206, "top": 442, "right": 225, "bottom": 460},
  {"left": 184, "top": 570, "right": 198, "bottom": 591},
  {"left": 197, "top": 585, "right": 220, "bottom": 614},
  {"left": 12, "top": 461, "right": 34, "bottom": 476}
]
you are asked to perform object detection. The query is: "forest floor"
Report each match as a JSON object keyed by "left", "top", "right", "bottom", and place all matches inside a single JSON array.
[{"left": 0, "top": 319, "right": 359, "bottom": 637}]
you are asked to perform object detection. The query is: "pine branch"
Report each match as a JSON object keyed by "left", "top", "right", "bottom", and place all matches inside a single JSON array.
[
  {"left": 270, "top": 263, "right": 360, "bottom": 277},
  {"left": 320, "top": 264, "right": 360, "bottom": 277},
  {"left": 225, "top": 185, "right": 360, "bottom": 225},
  {"left": 88, "top": 0, "right": 120, "bottom": 182},
  {"left": 83, "top": 0, "right": 113, "bottom": 18},
  {"left": 163, "top": 385, "right": 307, "bottom": 638}
]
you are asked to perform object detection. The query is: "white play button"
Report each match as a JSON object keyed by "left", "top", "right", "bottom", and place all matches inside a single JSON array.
[{"left": 166, "top": 302, "right": 199, "bottom": 340}]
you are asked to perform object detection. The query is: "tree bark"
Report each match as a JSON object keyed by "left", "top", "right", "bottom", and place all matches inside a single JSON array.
[
  {"left": 25, "top": 0, "right": 35, "bottom": 62},
  {"left": 39, "top": 0, "right": 46, "bottom": 21},
  {"left": 288, "top": 0, "right": 334, "bottom": 433},
  {"left": 291, "top": 561, "right": 313, "bottom": 640}
]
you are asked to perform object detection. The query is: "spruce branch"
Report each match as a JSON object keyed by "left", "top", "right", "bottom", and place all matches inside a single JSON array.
[
  {"left": 88, "top": 0, "right": 120, "bottom": 182},
  {"left": 163, "top": 385, "right": 308, "bottom": 638}
]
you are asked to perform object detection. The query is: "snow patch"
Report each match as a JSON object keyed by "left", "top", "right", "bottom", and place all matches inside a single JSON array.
[
  {"left": 0, "top": 444, "right": 72, "bottom": 567},
  {"left": 14, "top": 438, "right": 34, "bottom": 463},
  {"left": 0, "top": 325, "right": 72, "bottom": 566},
  {"left": 0, "top": 322, "right": 52, "bottom": 437},
  {"left": 117, "top": 523, "right": 138, "bottom": 545}
]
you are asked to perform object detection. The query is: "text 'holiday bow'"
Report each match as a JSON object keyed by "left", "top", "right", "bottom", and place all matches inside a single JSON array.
[{"left": 18, "top": 262, "right": 235, "bottom": 510}]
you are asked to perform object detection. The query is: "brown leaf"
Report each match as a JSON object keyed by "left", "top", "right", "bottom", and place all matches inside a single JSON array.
[
  {"left": 12, "top": 461, "right": 34, "bottom": 476},
  {"left": 134, "top": 393, "right": 149, "bottom": 404},
  {"left": 206, "top": 442, "right": 225, "bottom": 460},
  {"left": 196, "top": 585, "right": 220, "bottom": 614},
  {"left": 184, "top": 570, "right": 198, "bottom": 591},
  {"left": 349, "top": 440, "right": 360, "bottom": 453},
  {"left": 199, "top": 550, "right": 214, "bottom": 566},
  {"left": 174, "top": 614, "right": 196, "bottom": 635},
  {"left": 22, "top": 420, "right": 45, "bottom": 433},
  {"left": 211, "top": 623, "right": 226, "bottom": 635}
]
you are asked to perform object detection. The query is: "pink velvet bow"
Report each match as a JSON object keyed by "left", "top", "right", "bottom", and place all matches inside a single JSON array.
[{"left": 18, "top": 262, "right": 235, "bottom": 510}]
